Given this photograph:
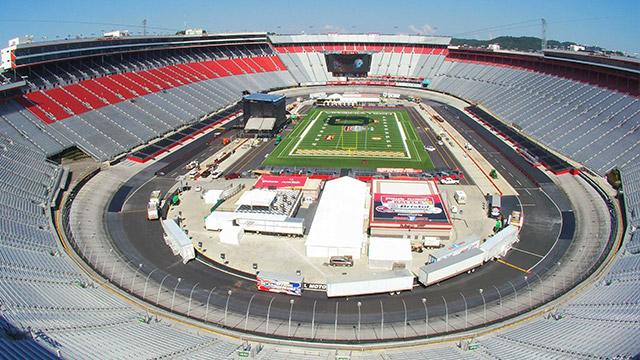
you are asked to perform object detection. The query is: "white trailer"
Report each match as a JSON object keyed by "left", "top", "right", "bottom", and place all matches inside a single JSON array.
[
  {"left": 429, "top": 236, "right": 480, "bottom": 263},
  {"left": 161, "top": 219, "right": 195, "bottom": 264},
  {"left": 147, "top": 190, "right": 162, "bottom": 220},
  {"left": 454, "top": 190, "right": 467, "bottom": 205},
  {"left": 326, "top": 269, "right": 414, "bottom": 298},
  {"left": 480, "top": 225, "right": 519, "bottom": 261},
  {"left": 422, "top": 237, "right": 442, "bottom": 248},
  {"left": 418, "top": 248, "right": 485, "bottom": 286}
]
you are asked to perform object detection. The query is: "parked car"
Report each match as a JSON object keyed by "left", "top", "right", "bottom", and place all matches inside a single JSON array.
[
  {"left": 224, "top": 172, "right": 240, "bottom": 180},
  {"left": 437, "top": 140, "right": 444, "bottom": 146},
  {"left": 212, "top": 171, "right": 223, "bottom": 179},
  {"left": 185, "top": 161, "right": 198, "bottom": 170},
  {"left": 440, "top": 177, "right": 460, "bottom": 185},
  {"left": 200, "top": 170, "right": 211, "bottom": 178},
  {"left": 329, "top": 256, "right": 354, "bottom": 267}
]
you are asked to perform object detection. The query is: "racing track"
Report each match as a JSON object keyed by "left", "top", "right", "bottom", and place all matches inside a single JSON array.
[{"left": 88, "top": 87, "right": 605, "bottom": 342}]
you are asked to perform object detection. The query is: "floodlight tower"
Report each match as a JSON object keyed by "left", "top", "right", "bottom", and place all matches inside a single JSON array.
[{"left": 143, "top": 19, "right": 147, "bottom": 36}]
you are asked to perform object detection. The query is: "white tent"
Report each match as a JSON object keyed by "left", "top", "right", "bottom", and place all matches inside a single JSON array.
[
  {"left": 305, "top": 177, "right": 368, "bottom": 259},
  {"left": 203, "top": 189, "right": 224, "bottom": 205},
  {"left": 235, "top": 189, "right": 276, "bottom": 208},
  {"left": 220, "top": 225, "right": 244, "bottom": 246},
  {"left": 368, "top": 237, "right": 412, "bottom": 270}
]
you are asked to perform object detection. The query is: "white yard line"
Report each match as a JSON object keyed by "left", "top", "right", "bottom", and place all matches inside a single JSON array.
[
  {"left": 395, "top": 112, "right": 411, "bottom": 159},
  {"left": 289, "top": 110, "right": 324, "bottom": 156}
]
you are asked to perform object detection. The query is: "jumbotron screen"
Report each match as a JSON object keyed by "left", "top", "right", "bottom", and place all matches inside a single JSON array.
[{"left": 325, "top": 53, "right": 372, "bottom": 74}]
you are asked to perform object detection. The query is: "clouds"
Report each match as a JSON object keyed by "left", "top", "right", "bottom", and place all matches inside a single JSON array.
[{"left": 409, "top": 24, "right": 438, "bottom": 35}]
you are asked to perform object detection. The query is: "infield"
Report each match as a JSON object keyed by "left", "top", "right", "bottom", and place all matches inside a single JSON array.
[{"left": 263, "top": 107, "right": 434, "bottom": 169}]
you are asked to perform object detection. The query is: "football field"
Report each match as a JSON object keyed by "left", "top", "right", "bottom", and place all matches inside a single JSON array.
[{"left": 263, "top": 107, "right": 434, "bottom": 169}]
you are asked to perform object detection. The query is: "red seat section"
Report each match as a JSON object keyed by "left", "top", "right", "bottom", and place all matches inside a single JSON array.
[
  {"left": 65, "top": 84, "right": 106, "bottom": 108},
  {"left": 269, "top": 56, "right": 287, "bottom": 71},
  {"left": 159, "top": 66, "right": 191, "bottom": 84},
  {"left": 251, "top": 56, "right": 273, "bottom": 72},
  {"left": 20, "top": 55, "right": 286, "bottom": 124},
  {"left": 23, "top": 91, "right": 71, "bottom": 122},
  {"left": 233, "top": 58, "right": 256, "bottom": 73},
  {"left": 47, "top": 88, "right": 91, "bottom": 114},
  {"left": 147, "top": 68, "right": 182, "bottom": 87},
  {"left": 16, "top": 96, "right": 56, "bottom": 124},
  {"left": 136, "top": 71, "right": 172, "bottom": 90},
  {"left": 112, "top": 73, "right": 150, "bottom": 96},
  {"left": 217, "top": 59, "right": 245, "bottom": 75},
  {"left": 94, "top": 77, "right": 136, "bottom": 100},
  {"left": 203, "top": 61, "right": 229, "bottom": 77},
  {"left": 81, "top": 79, "right": 122, "bottom": 104}
]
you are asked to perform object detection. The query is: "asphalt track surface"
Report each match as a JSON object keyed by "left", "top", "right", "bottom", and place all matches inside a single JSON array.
[{"left": 103, "top": 94, "right": 576, "bottom": 333}]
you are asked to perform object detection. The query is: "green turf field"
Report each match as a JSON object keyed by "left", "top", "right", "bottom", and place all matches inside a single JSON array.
[{"left": 263, "top": 107, "right": 434, "bottom": 169}]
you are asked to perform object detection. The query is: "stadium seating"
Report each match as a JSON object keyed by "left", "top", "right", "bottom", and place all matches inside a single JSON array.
[
  {"left": 0, "top": 135, "right": 243, "bottom": 358},
  {"left": 0, "top": 34, "right": 639, "bottom": 357},
  {"left": 429, "top": 59, "right": 640, "bottom": 175},
  {"left": 0, "top": 46, "right": 295, "bottom": 162},
  {"left": 273, "top": 44, "right": 448, "bottom": 83}
]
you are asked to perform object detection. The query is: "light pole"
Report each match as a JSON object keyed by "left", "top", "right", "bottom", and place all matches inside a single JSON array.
[
  {"left": 204, "top": 287, "right": 216, "bottom": 322},
  {"left": 130, "top": 264, "right": 143, "bottom": 290},
  {"left": 311, "top": 300, "right": 317, "bottom": 339},
  {"left": 110, "top": 259, "right": 118, "bottom": 283},
  {"left": 534, "top": 272, "right": 544, "bottom": 302},
  {"left": 120, "top": 260, "right": 131, "bottom": 286},
  {"left": 421, "top": 298, "right": 428, "bottom": 336},
  {"left": 244, "top": 294, "right": 255, "bottom": 331},
  {"left": 224, "top": 290, "right": 232, "bottom": 326},
  {"left": 379, "top": 300, "right": 384, "bottom": 340},
  {"left": 357, "top": 301, "right": 362, "bottom": 340},
  {"left": 187, "top": 282, "right": 199, "bottom": 317},
  {"left": 460, "top": 292, "right": 468, "bottom": 328},
  {"left": 401, "top": 298, "right": 408, "bottom": 338},
  {"left": 288, "top": 299, "right": 295, "bottom": 337},
  {"left": 442, "top": 296, "right": 449, "bottom": 332},
  {"left": 143, "top": 268, "right": 158, "bottom": 299},
  {"left": 156, "top": 274, "right": 170, "bottom": 305},
  {"left": 265, "top": 297, "right": 275, "bottom": 333},
  {"left": 493, "top": 285, "right": 503, "bottom": 315},
  {"left": 508, "top": 280, "right": 518, "bottom": 309},
  {"left": 334, "top": 302, "right": 339, "bottom": 341},
  {"left": 524, "top": 275, "right": 532, "bottom": 308},
  {"left": 479, "top": 288, "right": 486, "bottom": 322},
  {"left": 171, "top": 278, "right": 182, "bottom": 312}
]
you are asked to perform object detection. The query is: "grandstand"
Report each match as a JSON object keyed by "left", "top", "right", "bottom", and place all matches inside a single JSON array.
[{"left": 0, "top": 29, "right": 638, "bottom": 358}]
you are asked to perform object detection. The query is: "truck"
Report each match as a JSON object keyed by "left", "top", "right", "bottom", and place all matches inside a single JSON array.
[
  {"left": 160, "top": 219, "right": 195, "bottom": 264},
  {"left": 428, "top": 236, "right": 480, "bottom": 263},
  {"left": 418, "top": 248, "right": 485, "bottom": 286},
  {"left": 256, "top": 271, "right": 303, "bottom": 296},
  {"left": 479, "top": 225, "right": 519, "bottom": 262},
  {"left": 490, "top": 195, "right": 501, "bottom": 218},
  {"left": 326, "top": 269, "right": 414, "bottom": 297},
  {"left": 146, "top": 190, "right": 162, "bottom": 220}
]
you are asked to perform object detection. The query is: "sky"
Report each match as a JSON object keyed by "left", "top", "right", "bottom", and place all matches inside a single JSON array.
[{"left": 0, "top": 0, "right": 638, "bottom": 54}]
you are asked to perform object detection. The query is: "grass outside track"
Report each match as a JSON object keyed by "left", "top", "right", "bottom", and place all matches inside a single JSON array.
[{"left": 263, "top": 107, "right": 434, "bottom": 170}]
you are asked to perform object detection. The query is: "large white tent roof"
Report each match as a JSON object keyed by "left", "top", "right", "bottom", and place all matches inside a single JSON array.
[
  {"left": 235, "top": 189, "right": 276, "bottom": 207},
  {"left": 305, "top": 177, "right": 368, "bottom": 249}
]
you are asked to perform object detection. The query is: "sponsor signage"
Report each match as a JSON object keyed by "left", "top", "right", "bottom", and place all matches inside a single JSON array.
[
  {"left": 303, "top": 282, "right": 327, "bottom": 291},
  {"left": 373, "top": 193, "right": 448, "bottom": 223},
  {"left": 256, "top": 275, "right": 303, "bottom": 296},
  {"left": 254, "top": 175, "right": 307, "bottom": 189}
]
